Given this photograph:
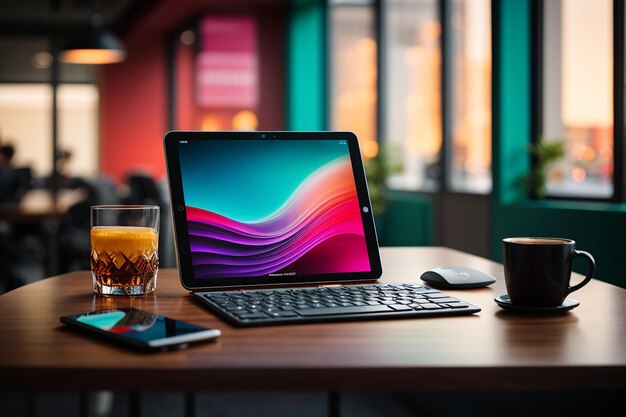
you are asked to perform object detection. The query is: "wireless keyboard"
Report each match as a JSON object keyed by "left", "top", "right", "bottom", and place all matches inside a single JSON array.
[{"left": 195, "top": 283, "right": 480, "bottom": 327}]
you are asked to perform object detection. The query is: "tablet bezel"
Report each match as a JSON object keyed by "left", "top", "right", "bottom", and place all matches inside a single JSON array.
[{"left": 164, "top": 131, "right": 383, "bottom": 291}]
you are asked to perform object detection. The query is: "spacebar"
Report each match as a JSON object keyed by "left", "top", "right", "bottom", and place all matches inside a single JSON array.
[{"left": 295, "top": 305, "right": 394, "bottom": 316}]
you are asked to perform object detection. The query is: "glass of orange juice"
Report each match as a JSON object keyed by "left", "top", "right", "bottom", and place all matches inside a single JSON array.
[{"left": 90, "top": 205, "right": 160, "bottom": 296}]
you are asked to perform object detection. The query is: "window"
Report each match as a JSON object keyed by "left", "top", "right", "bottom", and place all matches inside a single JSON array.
[
  {"left": 0, "top": 38, "right": 99, "bottom": 179},
  {"left": 0, "top": 84, "right": 99, "bottom": 177},
  {"left": 330, "top": 0, "right": 493, "bottom": 194},
  {"left": 330, "top": 0, "right": 378, "bottom": 158},
  {"left": 384, "top": 0, "right": 441, "bottom": 191},
  {"left": 541, "top": 0, "right": 614, "bottom": 198},
  {"left": 448, "top": 0, "right": 492, "bottom": 193}
]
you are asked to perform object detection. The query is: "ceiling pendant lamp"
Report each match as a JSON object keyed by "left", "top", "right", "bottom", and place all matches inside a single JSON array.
[{"left": 60, "top": 15, "right": 126, "bottom": 64}]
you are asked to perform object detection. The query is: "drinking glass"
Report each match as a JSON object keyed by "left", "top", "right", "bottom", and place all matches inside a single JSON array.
[{"left": 90, "top": 205, "right": 160, "bottom": 296}]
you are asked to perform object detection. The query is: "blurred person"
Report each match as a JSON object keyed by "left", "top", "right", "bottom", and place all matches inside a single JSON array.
[
  {"left": 1, "top": 145, "right": 40, "bottom": 291},
  {"left": 0, "top": 143, "right": 31, "bottom": 205},
  {"left": 58, "top": 174, "right": 120, "bottom": 272},
  {"left": 0, "top": 144, "right": 17, "bottom": 204},
  {"left": 121, "top": 173, "right": 163, "bottom": 206},
  {"left": 120, "top": 172, "right": 176, "bottom": 267},
  {"left": 58, "top": 184, "right": 97, "bottom": 272},
  {"left": 32, "top": 148, "right": 87, "bottom": 192},
  {"left": 0, "top": 143, "right": 14, "bottom": 166},
  {"left": 54, "top": 149, "right": 81, "bottom": 189}
]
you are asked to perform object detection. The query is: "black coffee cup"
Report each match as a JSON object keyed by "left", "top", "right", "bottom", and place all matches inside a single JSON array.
[{"left": 502, "top": 237, "right": 595, "bottom": 307}]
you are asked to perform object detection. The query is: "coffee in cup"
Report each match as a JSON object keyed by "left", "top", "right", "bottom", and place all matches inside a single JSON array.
[{"left": 502, "top": 237, "right": 595, "bottom": 307}]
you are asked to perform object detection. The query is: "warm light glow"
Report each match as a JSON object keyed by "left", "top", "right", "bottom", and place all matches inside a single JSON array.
[
  {"left": 357, "top": 38, "right": 376, "bottom": 55},
  {"left": 232, "top": 110, "right": 258, "bottom": 130},
  {"left": 572, "top": 144, "right": 585, "bottom": 160},
  {"left": 572, "top": 167, "right": 586, "bottom": 182},
  {"left": 362, "top": 140, "right": 379, "bottom": 159},
  {"left": 334, "top": 34, "right": 377, "bottom": 146},
  {"left": 600, "top": 147, "right": 612, "bottom": 161},
  {"left": 201, "top": 116, "right": 222, "bottom": 131},
  {"left": 60, "top": 49, "right": 126, "bottom": 64},
  {"left": 420, "top": 22, "right": 441, "bottom": 42},
  {"left": 581, "top": 147, "right": 596, "bottom": 162},
  {"left": 180, "top": 30, "right": 196, "bottom": 46},
  {"left": 405, "top": 43, "right": 442, "bottom": 158},
  {"left": 32, "top": 51, "right": 53, "bottom": 69}
]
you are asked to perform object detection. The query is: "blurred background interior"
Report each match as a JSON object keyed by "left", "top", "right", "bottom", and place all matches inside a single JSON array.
[
  {"left": 0, "top": 0, "right": 624, "bottom": 297},
  {"left": 1, "top": 1, "right": 625, "bottom": 416}
]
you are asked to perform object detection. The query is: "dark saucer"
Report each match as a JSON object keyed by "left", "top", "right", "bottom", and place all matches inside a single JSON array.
[{"left": 494, "top": 294, "right": 580, "bottom": 313}]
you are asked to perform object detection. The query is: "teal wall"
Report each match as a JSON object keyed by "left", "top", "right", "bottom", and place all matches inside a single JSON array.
[
  {"left": 492, "top": 0, "right": 531, "bottom": 205},
  {"left": 287, "top": 0, "right": 327, "bottom": 130},
  {"left": 377, "top": 191, "right": 434, "bottom": 246},
  {"left": 492, "top": 0, "right": 626, "bottom": 288}
]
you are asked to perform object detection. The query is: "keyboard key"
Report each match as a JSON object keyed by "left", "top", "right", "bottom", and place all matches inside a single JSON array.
[
  {"left": 277, "top": 310, "right": 300, "bottom": 318},
  {"left": 425, "top": 293, "right": 449, "bottom": 299},
  {"left": 295, "top": 304, "right": 394, "bottom": 317},
  {"left": 263, "top": 310, "right": 281, "bottom": 318},
  {"left": 236, "top": 312, "right": 270, "bottom": 320},
  {"left": 420, "top": 303, "right": 443, "bottom": 310},
  {"left": 389, "top": 304, "right": 413, "bottom": 312},
  {"left": 432, "top": 298, "right": 460, "bottom": 304}
]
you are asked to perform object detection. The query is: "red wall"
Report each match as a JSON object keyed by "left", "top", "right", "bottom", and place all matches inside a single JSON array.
[
  {"left": 100, "top": 40, "right": 167, "bottom": 183},
  {"left": 100, "top": 1, "right": 287, "bottom": 183},
  {"left": 175, "top": 43, "right": 196, "bottom": 130}
]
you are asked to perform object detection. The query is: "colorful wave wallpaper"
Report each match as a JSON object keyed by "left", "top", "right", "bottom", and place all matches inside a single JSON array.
[{"left": 178, "top": 140, "right": 371, "bottom": 279}]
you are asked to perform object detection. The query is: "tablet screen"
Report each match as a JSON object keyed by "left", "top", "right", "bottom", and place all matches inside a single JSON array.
[{"left": 165, "top": 132, "right": 382, "bottom": 289}]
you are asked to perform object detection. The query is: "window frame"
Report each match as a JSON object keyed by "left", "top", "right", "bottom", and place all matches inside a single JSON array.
[{"left": 531, "top": 0, "right": 625, "bottom": 202}]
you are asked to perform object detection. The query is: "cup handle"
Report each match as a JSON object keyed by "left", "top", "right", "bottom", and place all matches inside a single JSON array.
[{"left": 568, "top": 250, "right": 595, "bottom": 294}]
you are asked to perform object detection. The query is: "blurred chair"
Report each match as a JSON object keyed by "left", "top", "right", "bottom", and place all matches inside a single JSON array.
[
  {"left": 123, "top": 173, "right": 175, "bottom": 268},
  {"left": 0, "top": 217, "right": 47, "bottom": 293},
  {"left": 90, "top": 174, "right": 120, "bottom": 206},
  {"left": 0, "top": 221, "right": 26, "bottom": 292},
  {"left": 123, "top": 173, "right": 162, "bottom": 206},
  {"left": 0, "top": 166, "right": 32, "bottom": 205},
  {"left": 157, "top": 177, "right": 176, "bottom": 268},
  {"left": 58, "top": 175, "right": 119, "bottom": 272}
]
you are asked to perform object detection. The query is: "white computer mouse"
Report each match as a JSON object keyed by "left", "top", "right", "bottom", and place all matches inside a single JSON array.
[{"left": 420, "top": 266, "right": 496, "bottom": 289}]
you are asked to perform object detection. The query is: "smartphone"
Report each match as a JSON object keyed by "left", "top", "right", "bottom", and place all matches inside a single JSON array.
[{"left": 60, "top": 308, "right": 221, "bottom": 351}]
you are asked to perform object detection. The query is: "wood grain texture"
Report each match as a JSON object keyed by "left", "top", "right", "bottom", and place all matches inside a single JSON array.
[{"left": 1, "top": 247, "right": 625, "bottom": 391}]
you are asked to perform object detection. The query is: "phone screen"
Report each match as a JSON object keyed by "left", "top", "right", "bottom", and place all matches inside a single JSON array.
[{"left": 61, "top": 308, "right": 220, "bottom": 350}]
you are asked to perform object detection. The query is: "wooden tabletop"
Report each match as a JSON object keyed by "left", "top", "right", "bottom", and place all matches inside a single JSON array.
[
  {"left": 1, "top": 247, "right": 625, "bottom": 391},
  {"left": 0, "top": 189, "right": 84, "bottom": 223}
]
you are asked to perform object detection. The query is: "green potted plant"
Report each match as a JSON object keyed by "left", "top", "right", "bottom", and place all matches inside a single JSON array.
[
  {"left": 523, "top": 139, "right": 565, "bottom": 198},
  {"left": 364, "top": 145, "right": 403, "bottom": 232}
]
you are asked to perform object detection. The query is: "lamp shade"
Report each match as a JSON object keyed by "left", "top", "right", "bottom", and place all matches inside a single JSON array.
[{"left": 60, "top": 16, "right": 126, "bottom": 64}]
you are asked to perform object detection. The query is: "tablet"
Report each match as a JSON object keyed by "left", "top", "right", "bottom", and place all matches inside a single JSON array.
[{"left": 164, "top": 131, "right": 382, "bottom": 291}]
